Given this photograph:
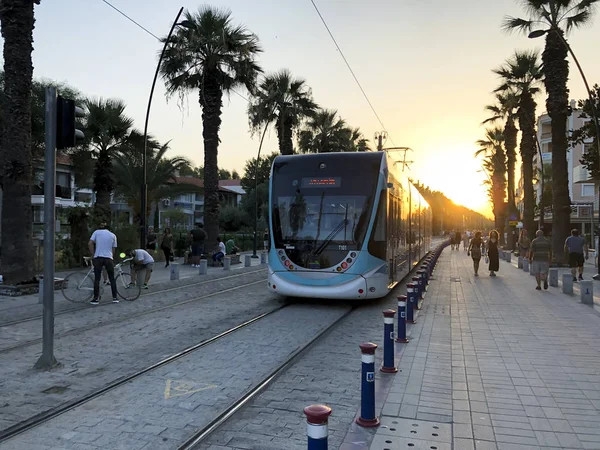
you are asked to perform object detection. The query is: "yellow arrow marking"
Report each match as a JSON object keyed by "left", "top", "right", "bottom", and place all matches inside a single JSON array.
[{"left": 164, "top": 379, "right": 218, "bottom": 399}]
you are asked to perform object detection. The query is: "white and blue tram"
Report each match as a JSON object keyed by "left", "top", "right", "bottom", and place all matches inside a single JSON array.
[{"left": 267, "top": 151, "right": 432, "bottom": 299}]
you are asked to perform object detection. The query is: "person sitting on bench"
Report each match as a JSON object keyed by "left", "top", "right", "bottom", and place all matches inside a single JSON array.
[
  {"left": 225, "top": 238, "right": 239, "bottom": 255},
  {"left": 212, "top": 237, "right": 226, "bottom": 264}
]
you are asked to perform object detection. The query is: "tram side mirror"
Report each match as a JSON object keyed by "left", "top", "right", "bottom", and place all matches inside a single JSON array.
[{"left": 387, "top": 182, "right": 393, "bottom": 189}]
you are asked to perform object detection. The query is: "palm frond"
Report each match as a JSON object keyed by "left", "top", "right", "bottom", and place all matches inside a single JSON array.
[{"left": 502, "top": 16, "right": 533, "bottom": 34}]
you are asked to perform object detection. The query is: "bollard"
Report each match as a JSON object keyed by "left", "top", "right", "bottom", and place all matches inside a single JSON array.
[
  {"left": 406, "top": 283, "right": 417, "bottom": 324},
  {"left": 170, "top": 263, "right": 180, "bottom": 280},
  {"left": 304, "top": 404, "right": 331, "bottom": 450},
  {"left": 356, "top": 343, "right": 380, "bottom": 427},
  {"left": 38, "top": 278, "right": 44, "bottom": 304},
  {"left": 223, "top": 256, "right": 231, "bottom": 271},
  {"left": 417, "top": 269, "right": 428, "bottom": 291},
  {"left": 260, "top": 252, "right": 267, "bottom": 264},
  {"left": 420, "top": 265, "right": 429, "bottom": 283},
  {"left": 506, "top": 252, "right": 512, "bottom": 263},
  {"left": 580, "top": 280, "right": 593, "bottom": 305},
  {"left": 530, "top": 261, "right": 535, "bottom": 276},
  {"left": 198, "top": 259, "right": 208, "bottom": 275},
  {"left": 562, "top": 273, "right": 573, "bottom": 295},
  {"left": 518, "top": 256, "right": 523, "bottom": 269},
  {"left": 396, "top": 296, "right": 409, "bottom": 343},
  {"left": 244, "top": 254, "right": 251, "bottom": 268},
  {"left": 548, "top": 268, "right": 558, "bottom": 287},
  {"left": 381, "top": 310, "right": 398, "bottom": 373},
  {"left": 412, "top": 276, "right": 423, "bottom": 300},
  {"left": 522, "top": 258, "right": 529, "bottom": 272}
]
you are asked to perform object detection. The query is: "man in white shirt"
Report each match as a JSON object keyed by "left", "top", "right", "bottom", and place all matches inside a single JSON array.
[
  {"left": 129, "top": 249, "right": 155, "bottom": 289},
  {"left": 212, "top": 237, "right": 227, "bottom": 265},
  {"left": 88, "top": 222, "right": 118, "bottom": 305}
]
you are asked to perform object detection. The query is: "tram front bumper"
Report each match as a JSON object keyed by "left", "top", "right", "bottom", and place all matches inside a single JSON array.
[{"left": 267, "top": 270, "right": 369, "bottom": 299}]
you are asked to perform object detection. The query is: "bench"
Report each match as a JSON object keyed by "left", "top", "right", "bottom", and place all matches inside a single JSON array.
[{"left": 207, "top": 253, "right": 241, "bottom": 267}]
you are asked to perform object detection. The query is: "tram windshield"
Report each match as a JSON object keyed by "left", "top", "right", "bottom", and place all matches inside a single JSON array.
[{"left": 271, "top": 156, "right": 380, "bottom": 269}]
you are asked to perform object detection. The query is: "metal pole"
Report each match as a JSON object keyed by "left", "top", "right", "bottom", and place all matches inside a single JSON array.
[
  {"left": 141, "top": 6, "right": 185, "bottom": 249},
  {"left": 34, "top": 87, "right": 59, "bottom": 370}
]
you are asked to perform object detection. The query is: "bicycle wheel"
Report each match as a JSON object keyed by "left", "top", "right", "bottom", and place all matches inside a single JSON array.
[
  {"left": 61, "top": 272, "right": 94, "bottom": 303},
  {"left": 115, "top": 272, "right": 141, "bottom": 301}
]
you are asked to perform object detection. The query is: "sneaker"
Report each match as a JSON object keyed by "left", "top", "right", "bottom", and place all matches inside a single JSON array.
[
  {"left": 573, "top": 277, "right": 578, "bottom": 282},
  {"left": 112, "top": 298, "right": 119, "bottom": 303},
  {"left": 128, "top": 282, "right": 135, "bottom": 288},
  {"left": 579, "top": 274, "right": 584, "bottom": 281},
  {"left": 90, "top": 299, "right": 99, "bottom": 305},
  {"left": 536, "top": 286, "right": 542, "bottom": 291},
  {"left": 544, "top": 280, "right": 548, "bottom": 290},
  {"left": 143, "top": 284, "right": 149, "bottom": 289},
  {"left": 474, "top": 273, "right": 479, "bottom": 277}
]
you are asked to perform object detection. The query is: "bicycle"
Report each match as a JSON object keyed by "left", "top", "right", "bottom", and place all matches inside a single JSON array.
[{"left": 61, "top": 254, "right": 142, "bottom": 303}]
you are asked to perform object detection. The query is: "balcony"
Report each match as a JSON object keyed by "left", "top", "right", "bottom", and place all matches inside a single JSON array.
[
  {"left": 31, "top": 184, "right": 73, "bottom": 199},
  {"left": 573, "top": 165, "right": 593, "bottom": 184}
]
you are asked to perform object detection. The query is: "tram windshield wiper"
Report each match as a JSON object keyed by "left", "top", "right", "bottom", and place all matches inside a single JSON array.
[{"left": 313, "top": 218, "right": 349, "bottom": 256}]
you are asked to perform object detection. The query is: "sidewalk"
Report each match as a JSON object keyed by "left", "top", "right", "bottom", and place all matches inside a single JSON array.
[{"left": 367, "top": 249, "right": 600, "bottom": 450}]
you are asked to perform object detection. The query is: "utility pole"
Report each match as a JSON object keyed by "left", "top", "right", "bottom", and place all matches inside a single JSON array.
[
  {"left": 374, "top": 131, "right": 387, "bottom": 152},
  {"left": 35, "top": 87, "right": 59, "bottom": 370}
]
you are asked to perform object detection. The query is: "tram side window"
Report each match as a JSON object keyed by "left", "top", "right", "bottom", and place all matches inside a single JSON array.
[{"left": 368, "top": 193, "right": 387, "bottom": 259}]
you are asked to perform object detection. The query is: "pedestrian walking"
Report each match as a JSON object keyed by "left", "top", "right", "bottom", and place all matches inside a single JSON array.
[
  {"left": 88, "top": 221, "right": 119, "bottom": 305},
  {"left": 462, "top": 232, "right": 470, "bottom": 251},
  {"left": 517, "top": 229, "right": 531, "bottom": 259},
  {"left": 189, "top": 223, "right": 207, "bottom": 268},
  {"left": 529, "top": 229, "right": 552, "bottom": 290},
  {"left": 160, "top": 227, "right": 174, "bottom": 268},
  {"left": 564, "top": 229, "right": 588, "bottom": 282},
  {"left": 455, "top": 231, "right": 461, "bottom": 251},
  {"left": 146, "top": 226, "right": 157, "bottom": 252},
  {"left": 467, "top": 231, "right": 484, "bottom": 276},
  {"left": 486, "top": 230, "right": 500, "bottom": 276},
  {"left": 128, "top": 249, "right": 155, "bottom": 289}
]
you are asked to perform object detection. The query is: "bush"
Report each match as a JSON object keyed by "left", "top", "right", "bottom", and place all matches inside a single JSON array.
[{"left": 219, "top": 205, "right": 251, "bottom": 231}]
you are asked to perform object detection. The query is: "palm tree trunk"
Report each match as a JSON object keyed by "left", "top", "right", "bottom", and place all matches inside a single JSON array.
[
  {"left": 0, "top": 0, "right": 36, "bottom": 284},
  {"left": 543, "top": 30, "right": 571, "bottom": 263},
  {"left": 93, "top": 148, "right": 114, "bottom": 224},
  {"left": 200, "top": 72, "right": 223, "bottom": 252},
  {"left": 518, "top": 93, "right": 537, "bottom": 237},
  {"left": 504, "top": 119, "right": 518, "bottom": 250},
  {"left": 277, "top": 116, "right": 294, "bottom": 155}
]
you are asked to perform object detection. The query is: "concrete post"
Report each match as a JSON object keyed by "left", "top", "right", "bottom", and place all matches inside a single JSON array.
[
  {"left": 244, "top": 254, "right": 251, "bottom": 267},
  {"left": 523, "top": 259, "right": 529, "bottom": 272},
  {"left": 518, "top": 256, "right": 523, "bottom": 269},
  {"left": 38, "top": 279, "right": 44, "bottom": 304},
  {"left": 506, "top": 252, "right": 512, "bottom": 263},
  {"left": 170, "top": 263, "right": 180, "bottom": 280},
  {"left": 530, "top": 261, "right": 535, "bottom": 276},
  {"left": 223, "top": 257, "right": 231, "bottom": 271},
  {"left": 260, "top": 252, "right": 267, "bottom": 264},
  {"left": 198, "top": 260, "right": 207, "bottom": 275},
  {"left": 580, "top": 280, "right": 593, "bottom": 305},
  {"left": 548, "top": 268, "right": 558, "bottom": 287},
  {"left": 562, "top": 273, "right": 573, "bottom": 295}
]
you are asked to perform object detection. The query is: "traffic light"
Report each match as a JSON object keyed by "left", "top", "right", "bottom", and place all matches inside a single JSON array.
[{"left": 56, "top": 96, "right": 85, "bottom": 150}]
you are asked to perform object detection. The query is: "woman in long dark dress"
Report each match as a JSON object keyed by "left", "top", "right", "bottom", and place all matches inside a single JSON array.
[{"left": 487, "top": 230, "right": 500, "bottom": 276}]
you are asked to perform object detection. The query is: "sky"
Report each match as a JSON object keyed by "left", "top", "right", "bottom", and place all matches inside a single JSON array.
[{"left": 12, "top": 0, "right": 600, "bottom": 218}]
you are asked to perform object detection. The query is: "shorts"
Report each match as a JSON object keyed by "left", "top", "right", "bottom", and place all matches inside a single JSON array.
[
  {"left": 531, "top": 261, "right": 549, "bottom": 274},
  {"left": 568, "top": 252, "right": 585, "bottom": 268},
  {"left": 132, "top": 262, "right": 154, "bottom": 272},
  {"left": 191, "top": 243, "right": 204, "bottom": 257}
]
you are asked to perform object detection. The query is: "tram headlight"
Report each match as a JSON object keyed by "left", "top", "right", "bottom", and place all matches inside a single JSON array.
[{"left": 319, "top": 162, "right": 326, "bottom": 169}]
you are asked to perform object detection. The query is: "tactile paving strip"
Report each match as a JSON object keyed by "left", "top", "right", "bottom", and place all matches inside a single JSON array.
[{"left": 370, "top": 418, "right": 452, "bottom": 450}]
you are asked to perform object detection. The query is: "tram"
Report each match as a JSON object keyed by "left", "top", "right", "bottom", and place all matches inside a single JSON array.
[{"left": 267, "top": 151, "right": 432, "bottom": 299}]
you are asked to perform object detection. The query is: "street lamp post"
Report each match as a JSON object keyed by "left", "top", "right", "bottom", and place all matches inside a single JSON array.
[
  {"left": 529, "top": 28, "right": 600, "bottom": 278},
  {"left": 251, "top": 124, "right": 270, "bottom": 258},
  {"left": 140, "top": 7, "right": 193, "bottom": 249}
]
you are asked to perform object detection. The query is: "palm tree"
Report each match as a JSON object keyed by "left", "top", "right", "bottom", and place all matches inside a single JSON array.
[
  {"left": 493, "top": 51, "right": 543, "bottom": 237},
  {"left": 343, "top": 127, "right": 371, "bottom": 152},
  {"left": 503, "top": 0, "right": 599, "bottom": 261},
  {"left": 84, "top": 98, "right": 134, "bottom": 224},
  {"left": 160, "top": 6, "right": 262, "bottom": 251},
  {"left": 298, "top": 109, "right": 347, "bottom": 153},
  {"left": 113, "top": 131, "right": 194, "bottom": 223},
  {"left": 476, "top": 127, "right": 507, "bottom": 242},
  {"left": 0, "top": 0, "right": 39, "bottom": 285},
  {"left": 248, "top": 69, "right": 318, "bottom": 155}
]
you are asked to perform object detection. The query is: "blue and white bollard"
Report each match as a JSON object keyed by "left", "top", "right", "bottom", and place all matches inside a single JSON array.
[
  {"left": 396, "top": 295, "right": 409, "bottom": 343},
  {"left": 417, "top": 269, "right": 427, "bottom": 291},
  {"left": 419, "top": 265, "right": 429, "bottom": 284},
  {"left": 412, "top": 276, "right": 423, "bottom": 300},
  {"left": 356, "top": 342, "right": 380, "bottom": 427},
  {"left": 304, "top": 404, "right": 331, "bottom": 450},
  {"left": 381, "top": 310, "right": 398, "bottom": 373},
  {"left": 406, "top": 283, "right": 417, "bottom": 324}
]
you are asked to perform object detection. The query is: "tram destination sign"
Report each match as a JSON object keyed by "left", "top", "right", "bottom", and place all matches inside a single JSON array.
[{"left": 301, "top": 176, "right": 341, "bottom": 188}]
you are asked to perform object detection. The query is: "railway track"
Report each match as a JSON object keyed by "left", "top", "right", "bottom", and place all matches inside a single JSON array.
[
  {"left": 0, "top": 277, "right": 267, "bottom": 355},
  {"left": 0, "top": 268, "right": 267, "bottom": 328},
  {"left": 0, "top": 303, "right": 289, "bottom": 443}
]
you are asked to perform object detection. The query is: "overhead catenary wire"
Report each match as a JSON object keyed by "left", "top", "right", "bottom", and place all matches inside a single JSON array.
[
  {"left": 98, "top": 0, "right": 250, "bottom": 103},
  {"left": 308, "top": 0, "right": 396, "bottom": 146}
]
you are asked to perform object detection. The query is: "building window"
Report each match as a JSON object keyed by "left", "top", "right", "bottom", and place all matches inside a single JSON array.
[{"left": 581, "top": 184, "right": 594, "bottom": 197}]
